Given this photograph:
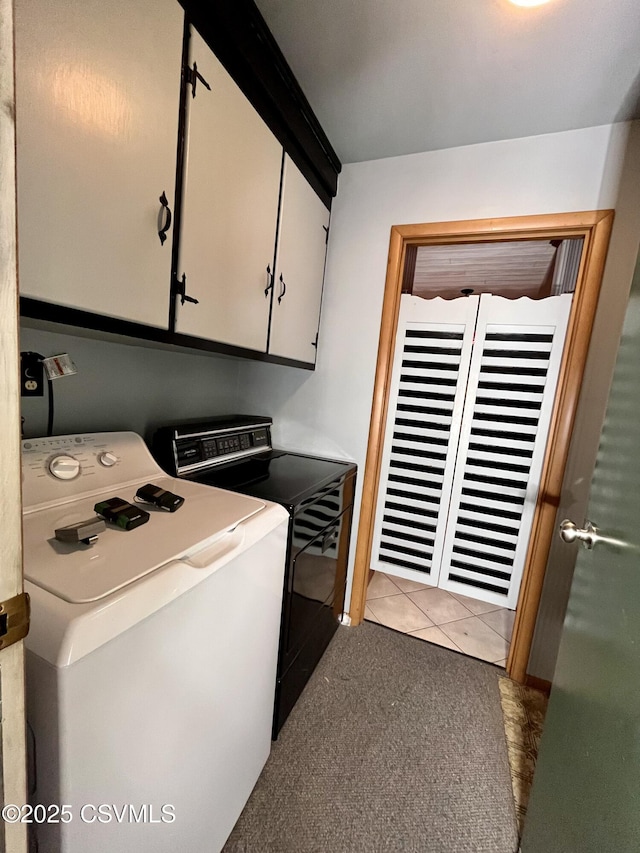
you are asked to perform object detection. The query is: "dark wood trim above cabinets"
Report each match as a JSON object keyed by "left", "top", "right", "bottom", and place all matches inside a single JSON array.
[{"left": 180, "top": 0, "right": 341, "bottom": 209}]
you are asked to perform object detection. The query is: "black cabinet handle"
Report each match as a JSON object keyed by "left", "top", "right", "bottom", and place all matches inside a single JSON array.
[
  {"left": 265, "top": 265, "right": 274, "bottom": 297},
  {"left": 158, "top": 192, "right": 172, "bottom": 245},
  {"left": 278, "top": 273, "right": 287, "bottom": 304}
]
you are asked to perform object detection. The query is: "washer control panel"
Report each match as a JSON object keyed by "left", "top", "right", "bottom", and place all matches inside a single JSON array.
[{"left": 22, "top": 432, "right": 161, "bottom": 512}]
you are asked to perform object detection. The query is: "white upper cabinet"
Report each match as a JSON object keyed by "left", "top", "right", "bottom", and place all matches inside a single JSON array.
[
  {"left": 14, "top": 7, "right": 335, "bottom": 366},
  {"left": 175, "top": 28, "right": 283, "bottom": 352},
  {"left": 14, "top": 0, "right": 183, "bottom": 328},
  {"left": 269, "top": 155, "right": 330, "bottom": 364}
]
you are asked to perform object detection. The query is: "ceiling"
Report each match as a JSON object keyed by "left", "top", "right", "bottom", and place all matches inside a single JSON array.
[
  {"left": 255, "top": 0, "right": 640, "bottom": 164},
  {"left": 412, "top": 240, "right": 557, "bottom": 300}
]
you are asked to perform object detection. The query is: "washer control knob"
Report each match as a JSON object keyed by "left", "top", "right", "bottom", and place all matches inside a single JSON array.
[
  {"left": 49, "top": 455, "right": 81, "bottom": 480},
  {"left": 98, "top": 451, "right": 119, "bottom": 468}
]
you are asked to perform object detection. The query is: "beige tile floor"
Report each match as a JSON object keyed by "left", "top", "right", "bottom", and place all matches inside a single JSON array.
[{"left": 365, "top": 571, "right": 515, "bottom": 666}]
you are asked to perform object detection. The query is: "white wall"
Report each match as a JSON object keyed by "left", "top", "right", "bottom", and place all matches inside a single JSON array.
[{"left": 237, "top": 121, "right": 640, "bottom": 676}]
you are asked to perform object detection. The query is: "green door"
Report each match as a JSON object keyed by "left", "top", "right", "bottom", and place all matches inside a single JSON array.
[{"left": 521, "top": 254, "right": 640, "bottom": 852}]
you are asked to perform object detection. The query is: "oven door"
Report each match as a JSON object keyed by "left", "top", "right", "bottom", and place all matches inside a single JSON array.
[
  {"left": 274, "top": 471, "right": 356, "bottom": 735},
  {"left": 288, "top": 512, "right": 345, "bottom": 645}
]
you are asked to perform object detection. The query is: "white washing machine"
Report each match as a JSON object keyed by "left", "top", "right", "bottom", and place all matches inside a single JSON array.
[{"left": 21, "top": 431, "right": 288, "bottom": 853}]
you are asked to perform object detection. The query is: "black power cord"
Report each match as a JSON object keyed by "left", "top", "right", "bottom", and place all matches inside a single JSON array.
[{"left": 46, "top": 372, "right": 54, "bottom": 436}]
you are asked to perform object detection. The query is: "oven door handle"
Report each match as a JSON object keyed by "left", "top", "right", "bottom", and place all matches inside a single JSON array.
[{"left": 321, "top": 525, "right": 339, "bottom": 554}]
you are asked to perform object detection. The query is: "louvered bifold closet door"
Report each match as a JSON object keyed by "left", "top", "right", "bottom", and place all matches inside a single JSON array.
[
  {"left": 438, "top": 293, "right": 572, "bottom": 609},
  {"left": 371, "top": 295, "right": 479, "bottom": 585}
]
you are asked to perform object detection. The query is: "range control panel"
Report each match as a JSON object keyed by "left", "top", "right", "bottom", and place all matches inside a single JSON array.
[{"left": 172, "top": 424, "right": 272, "bottom": 475}]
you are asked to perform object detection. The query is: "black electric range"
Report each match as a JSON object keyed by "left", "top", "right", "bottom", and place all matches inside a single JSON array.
[{"left": 152, "top": 415, "right": 357, "bottom": 737}]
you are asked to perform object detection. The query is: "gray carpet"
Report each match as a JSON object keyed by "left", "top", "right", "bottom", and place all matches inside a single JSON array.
[{"left": 224, "top": 622, "right": 518, "bottom": 853}]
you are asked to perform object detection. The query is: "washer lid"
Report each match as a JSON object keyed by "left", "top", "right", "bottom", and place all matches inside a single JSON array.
[{"left": 22, "top": 477, "right": 266, "bottom": 604}]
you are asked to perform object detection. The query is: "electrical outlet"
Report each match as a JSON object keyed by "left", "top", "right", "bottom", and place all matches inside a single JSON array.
[{"left": 20, "top": 352, "right": 44, "bottom": 397}]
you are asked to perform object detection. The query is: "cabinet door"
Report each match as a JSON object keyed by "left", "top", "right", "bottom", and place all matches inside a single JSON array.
[
  {"left": 269, "top": 155, "right": 330, "bottom": 364},
  {"left": 175, "top": 29, "right": 283, "bottom": 352},
  {"left": 14, "top": 0, "right": 183, "bottom": 328}
]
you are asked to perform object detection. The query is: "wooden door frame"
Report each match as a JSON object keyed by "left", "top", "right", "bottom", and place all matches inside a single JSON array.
[
  {"left": 349, "top": 210, "right": 614, "bottom": 682},
  {"left": 1, "top": 0, "right": 29, "bottom": 849}
]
